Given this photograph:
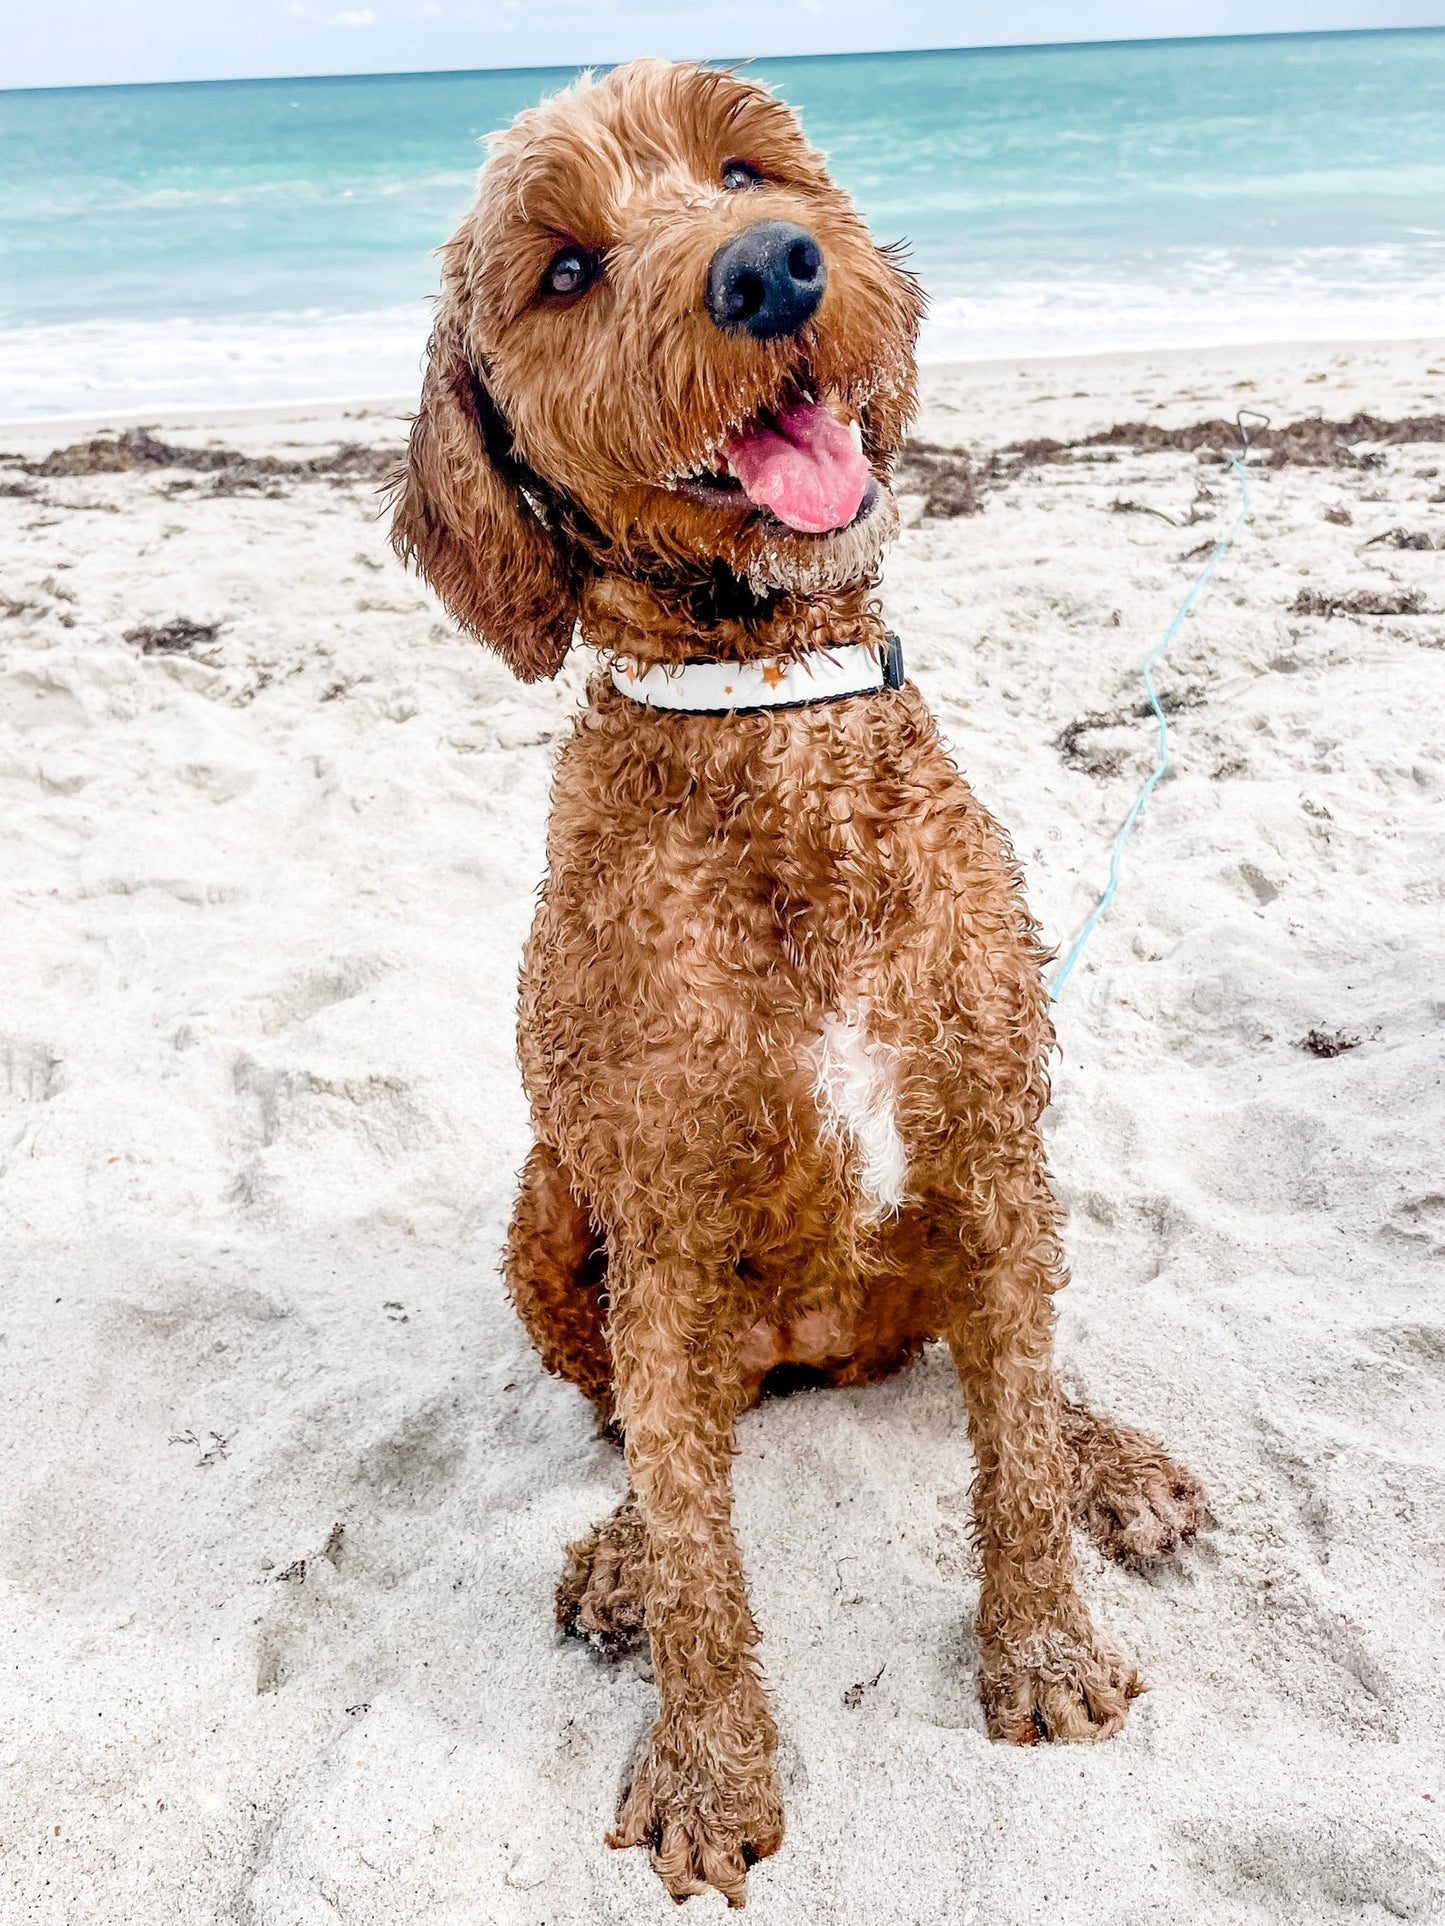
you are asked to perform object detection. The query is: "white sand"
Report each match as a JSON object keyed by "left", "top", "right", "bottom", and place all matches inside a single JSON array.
[{"left": 3, "top": 339, "right": 1444, "bottom": 1923}]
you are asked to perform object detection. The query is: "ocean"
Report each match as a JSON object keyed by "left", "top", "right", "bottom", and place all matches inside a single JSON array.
[{"left": 1, "top": 28, "right": 1443, "bottom": 420}]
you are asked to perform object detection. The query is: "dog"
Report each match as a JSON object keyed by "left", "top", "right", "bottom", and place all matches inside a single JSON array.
[{"left": 390, "top": 58, "right": 1203, "bottom": 1907}]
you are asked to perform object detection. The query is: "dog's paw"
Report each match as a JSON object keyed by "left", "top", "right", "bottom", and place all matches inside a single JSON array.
[
  {"left": 608, "top": 1716, "right": 784, "bottom": 1907},
  {"left": 556, "top": 1498, "right": 648, "bottom": 1659},
  {"left": 980, "top": 1610, "right": 1143, "bottom": 1745},
  {"left": 1081, "top": 1449, "right": 1205, "bottom": 1568}
]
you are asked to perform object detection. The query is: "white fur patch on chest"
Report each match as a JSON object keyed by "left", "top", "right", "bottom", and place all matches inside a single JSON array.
[{"left": 812, "top": 1015, "right": 908, "bottom": 1221}]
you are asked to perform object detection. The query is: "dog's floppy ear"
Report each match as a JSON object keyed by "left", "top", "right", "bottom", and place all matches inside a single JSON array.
[{"left": 390, "top": 318, "right": 578, "bottom": 681}]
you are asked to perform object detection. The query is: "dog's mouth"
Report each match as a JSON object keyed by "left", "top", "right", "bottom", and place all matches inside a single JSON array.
[{"left": 674, "top": 392, "right": 874, "bottom": 536}]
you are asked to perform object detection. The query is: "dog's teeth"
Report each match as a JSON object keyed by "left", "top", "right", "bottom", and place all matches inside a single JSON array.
[{"left": 848, "top": 418, "right": 863, "bottom": 453}]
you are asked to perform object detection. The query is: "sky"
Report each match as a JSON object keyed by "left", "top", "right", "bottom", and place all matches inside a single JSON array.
[{"left": 4, "top": 0, "right": 1443, "bottom": 91}]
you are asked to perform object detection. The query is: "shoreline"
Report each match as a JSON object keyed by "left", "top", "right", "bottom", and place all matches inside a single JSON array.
[
  {"left": 4, "top": 333, "right": 1445, "bottom": 441},
  {"left": 0, "top": 335, "right": 1441, "bottom": 450}
]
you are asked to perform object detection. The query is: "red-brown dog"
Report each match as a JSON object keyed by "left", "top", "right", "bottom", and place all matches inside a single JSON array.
[{"left": 391, "top": 58, "right": 1202, "bottom": 1908}]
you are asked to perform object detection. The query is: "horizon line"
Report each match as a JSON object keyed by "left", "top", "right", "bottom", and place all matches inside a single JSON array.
[{"left": 4, "top": 21, "right": 1443, "bottom": 99}]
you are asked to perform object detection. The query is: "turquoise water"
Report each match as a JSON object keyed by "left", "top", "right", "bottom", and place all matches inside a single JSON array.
[{"left": 1, "top": 29, "right": 1443, "bottom": 418}]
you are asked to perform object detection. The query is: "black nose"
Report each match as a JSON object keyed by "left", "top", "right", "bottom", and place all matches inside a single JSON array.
[{"left": 705, "top": 221, "right": 826, "bottom": 341}]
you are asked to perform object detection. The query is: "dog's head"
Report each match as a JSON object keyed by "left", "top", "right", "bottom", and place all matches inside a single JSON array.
[{"left": 391, "top": 59, "right": 924, "bottom": 680}]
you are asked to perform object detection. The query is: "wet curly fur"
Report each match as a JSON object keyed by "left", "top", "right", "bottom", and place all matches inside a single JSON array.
[{"left": 390, "top": 59, "right": 1204, "bottom": 1907}]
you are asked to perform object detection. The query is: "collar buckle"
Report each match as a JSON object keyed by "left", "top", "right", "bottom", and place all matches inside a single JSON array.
[{"left": 881, "top": 631, "right": 906, "bottom": 690}]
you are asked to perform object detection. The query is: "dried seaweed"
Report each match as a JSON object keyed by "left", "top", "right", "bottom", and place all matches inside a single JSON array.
[
  {"left": 27, "top": 426, "right": 396, "bottom": 487},
  {"left": 1004, "top": 413, "right": 1445, "bottom": 471},
  {"left": 893, "top": 412, "right": 1445, "bottom": 525},
  {"left": 30, "top": 413, "right": 1445, "bottom": 536},
  {"left": 1110, "top": 497, "right": 1181, "bottom": 524},
  {"left": 1056, "top": 684, "right": 1207, "bottom": 775},
  {"left": 1361, "top": 527, "right": 1443, "bottom": 551},
  {"left": 1290, "top": 587, "right": 1426, "bottom": 618},
  {"left": 1110, "top": 493, "right": 1215, "bottom": 528},
  {"left": 1299, "top": 1028, "right": 1361, "bottom": 1058},
  {"left": 892, "top": 440, "right": 988, "bottom": 517},
  {"left": 124, "top": 617, "right": 222, "bottom": 654}
]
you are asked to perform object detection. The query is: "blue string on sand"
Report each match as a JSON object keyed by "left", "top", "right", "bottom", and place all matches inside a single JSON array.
[{"left": 1048, "top": 416, "right": 1266, "bottom": 1003}]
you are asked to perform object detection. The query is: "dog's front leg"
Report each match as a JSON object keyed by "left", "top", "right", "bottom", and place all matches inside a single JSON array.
[
  {"left": 604, "top": 1249, "right": 783, "bottom": 1906},
  {"left": 945, "top": 1158, "right": 1144, "bottom": 1744}
]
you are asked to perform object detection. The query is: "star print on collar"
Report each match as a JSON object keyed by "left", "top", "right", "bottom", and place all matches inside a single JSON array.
[{"left": 760, "top": 662, "right": 787, "bottom": 689}]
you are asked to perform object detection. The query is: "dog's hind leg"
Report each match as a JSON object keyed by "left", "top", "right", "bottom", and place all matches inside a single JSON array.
[
  {"left": 503, "top": 1141, "right": 615, "bottom": 1426},
  {"left": 504, "top": 1149, "right": 650, "bottom": 1661},
  {"left": 1059, "top": 1398, "right": 1204, "bottom": 1567},
  {"left": 556, "top": 1493, "right": 648, "bottom": 1657}
]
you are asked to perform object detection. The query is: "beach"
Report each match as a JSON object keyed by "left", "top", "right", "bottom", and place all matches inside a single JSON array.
[{"left": 3, "top": 337, "right": 1444, "bottom": 1923}]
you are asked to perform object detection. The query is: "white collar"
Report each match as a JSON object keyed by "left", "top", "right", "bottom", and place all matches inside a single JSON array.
[{"left": 609, "top": 637, "right": 903, "bottom": 714}]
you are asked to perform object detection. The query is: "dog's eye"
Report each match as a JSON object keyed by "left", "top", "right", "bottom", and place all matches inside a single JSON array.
[
  {"left": 545, "top": 247, "right": 596, "bottom": 300},
  {"left": 720, "top": 159, "right": 762, "bottom": 192}
]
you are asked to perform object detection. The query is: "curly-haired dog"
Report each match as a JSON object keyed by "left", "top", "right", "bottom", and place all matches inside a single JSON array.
[{"left": 391, "top": 59, "right": 1203, "bottom": 1907}]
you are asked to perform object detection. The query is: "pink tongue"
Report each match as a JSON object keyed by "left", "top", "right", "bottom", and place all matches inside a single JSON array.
[{"left": 722, "top": 400, "right": 869, "bottom": 534}]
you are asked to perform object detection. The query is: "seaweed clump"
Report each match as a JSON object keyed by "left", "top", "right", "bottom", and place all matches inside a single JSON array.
[
  {"left": 892, "top": 441, "right": 989, "bottom": 518},
  {"left": 123, "top": 617, "right": 222, "bottom": 654},
  {"left": 1290, "top": 587, "right": 1425, "bottom": 619},
  {"left": 26, "top": 427, "right": 395, "bottom": 489}
]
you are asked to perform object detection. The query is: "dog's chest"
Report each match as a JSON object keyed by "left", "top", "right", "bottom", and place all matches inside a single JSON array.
[
  {"left": 657, "top": 757, "right": 920, "bottom": 1216},
  {"left": 811, "top": 1013, "right": 908, "bottom": 1220},
  {"left": 531, "top": 686, "right": 1036, "bottom": 1212}
]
